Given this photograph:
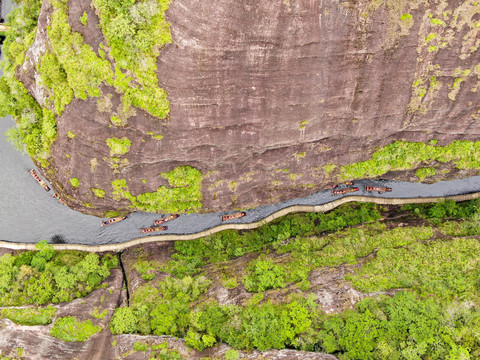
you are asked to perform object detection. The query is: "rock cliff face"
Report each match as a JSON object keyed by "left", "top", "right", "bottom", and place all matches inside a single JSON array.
[{"left": 19, "top": 0, "right": 480, "bottom": 214}]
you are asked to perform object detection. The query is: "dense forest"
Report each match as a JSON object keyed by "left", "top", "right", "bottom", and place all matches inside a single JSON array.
[{"left": 2, "top": 199, "right": 480, "bottom": 359}]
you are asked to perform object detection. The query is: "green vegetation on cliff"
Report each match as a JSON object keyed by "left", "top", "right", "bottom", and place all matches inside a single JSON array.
[
  {"left": 340, "top": 140, "right": 480, "bottom": 180},
  {"left": 111, "top": 165, "right": 203, "bottom": 213},
  {"left": 92, "top": 0, "right": 171, "bottom": 119},
  {"left": 106, "top": 137, "right": 132, "bottom": 156},
  {"left": 0, "top": 0, "right": 55, "bottom": 164},
  {"left": 41, "top": 0, "right": 112, "bottom": 115}
]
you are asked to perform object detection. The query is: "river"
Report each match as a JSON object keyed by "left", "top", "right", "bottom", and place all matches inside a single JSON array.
[{"left": 1, "top": 0, "right": 480, "bottom": 245}]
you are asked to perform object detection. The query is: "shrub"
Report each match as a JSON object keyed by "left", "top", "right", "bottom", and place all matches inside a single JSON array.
[
  {"left": 415, "top": 167, "right": 436, "bottom": 180},
  {"left": 317, "top": 291, "right": 468, "bottom": 360},
  {"left": 80, "top": 11, "right": 88, "bottom": 26},
  {"left": 243, "top": 257, "right": 286, "bottom": 293},
  {"left": 133, "top": 342, "right": 149, "bottom": 352},
  {"left": 225, "top": 349, "right": 239, "bottom": 360},
  {"left": 105, "top": 137, "right": 131, "bottom": 156},
  {"left": 50, "top": 316, "right": 101, "bottom": 342},
  {"left": 351, "top": 237, "right": 480, "bottom": 300},
  {"left": 91, "top": 188, "right": 106, "bottom": 198},
  {"left": 168, "top": 203, "right": 381, "bottom": 277},
  {"left": 110, "top": 307, "right": 138, "bottom": 334},
  {"left": 69, "top": 177, "right": 80, "bottom": 188}
]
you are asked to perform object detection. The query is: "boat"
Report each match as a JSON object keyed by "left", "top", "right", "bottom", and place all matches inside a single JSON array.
[
  {"left": 332, "top": 187, "right": 359, "bottom": 195},
  {"left": 141, "top": 226, "right": 167, "bottom": 234},
  {"left": 29, "top": 169, "right": 50, "bottom": 191},
  {"left": 365, "top": 185, "right": 392, "bottom": 192},
  {"left": 52, "top": 193, "right": 67, "bottom": 205},
  {"left": 101, "top": 216, "right": 127, "bottom": 227},
  {"left": 154, "top": 214, "right": 179, "bottom": 226},
  {"left": 221, "top": 212, "right": 246, "bottom": 221},
  {"left": 345, "top": 181, "right": 355, "bottom": 185}
]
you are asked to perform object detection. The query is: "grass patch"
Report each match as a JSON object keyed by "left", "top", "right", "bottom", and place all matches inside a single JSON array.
[
  {"left": 50, "top": 316, "right": 101, "bottom": 342},
  {"left": 133, "top": 342, "right": 149, "bottom": 352},
  {"left": 415, "top": 166, "right": 436, "bottom": 180},
  {"left": 69, "top": 177, "right": 80, "bottom": 188},
  {"left": 146, "top": 131, "right": 163, "bottom": 140},
  {"left": 90, "top": 308, "right": 108, "bottom": 319},
  {"left": 1, "top": 305, "right": 56, "bottom": 325},
  {"left": 91, "top": 187, "right": 106, "bottom": 198},
  {"left": 110, "top": 115, "right": 126, "bottom": 126},
  {"left": 106, "top": 137, "right": 131, "bottom": 156},
  {"left": 104, "top": 210, "right": 120, "bottom": 218},
  {"left": 351, "top": 237, "right": 480, "bottom": 300},
  {"left": 80, "top": 11, "right": 88, "bottom": 26},
  {"left": 323, "top": 164, "right": 336, "bottom": 176}
]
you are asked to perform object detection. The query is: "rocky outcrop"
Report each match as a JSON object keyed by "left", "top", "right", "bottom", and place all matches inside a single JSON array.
[
  {"left": 18, "top": 0, "right": 480, "bottom": 215},
  {"left": 112, "top": 335, "right": 339, "bottom": 360},
  {"left": 0, "top": 267, "right": 126, "bottom": 360}
]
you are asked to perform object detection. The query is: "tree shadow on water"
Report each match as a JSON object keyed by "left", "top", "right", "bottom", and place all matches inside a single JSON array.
[{"left": 50, "top": 235, "right": 67, "bottom": 244}]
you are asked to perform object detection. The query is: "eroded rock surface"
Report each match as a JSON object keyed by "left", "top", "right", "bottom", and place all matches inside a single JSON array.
[
  {"left": 18, "top": 0, "right": 480, "bottom": 214},
  {"left": 0, "top": 267, "right": 125, "bottom": 360}
]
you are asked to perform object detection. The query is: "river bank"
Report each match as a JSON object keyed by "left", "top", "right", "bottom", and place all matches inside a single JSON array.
[{"left": 1, "top": 190, "right": 480, "bottom": 251}]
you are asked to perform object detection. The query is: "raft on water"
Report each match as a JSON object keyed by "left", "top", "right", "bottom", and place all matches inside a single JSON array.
[
  {"left": 332, "top": 187, "right": 359, "bottom": 195},
  {"left": 221, "top": 212, "right": 246, "bottom": 221},
  {"left": 365, "top": 185, "right": 392, "bottom": 192},
  {"left": 29, "top": 169, "right": 50, "bottom": 191},
  {"left": 141, "top": 226, "right": 167, "bottom": 234},
  {"left": 332, "top": 181, "right": 354, "bottom": 188},
  {"left": 52, "top": 193, "right": 67, "bottom": 205},
  {"left": 101, "top": 216, "right": 127, "bottom": 227},
  {"left": 154, "top": 214, "right": 179, "bottom": 226}
]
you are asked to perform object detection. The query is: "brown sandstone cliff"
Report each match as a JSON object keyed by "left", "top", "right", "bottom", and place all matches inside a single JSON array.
[{"left": 19, "top": 0, "right": 480, "bottom": 215}]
